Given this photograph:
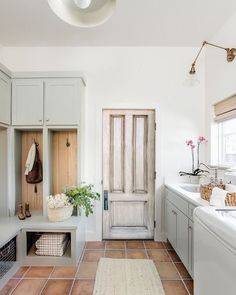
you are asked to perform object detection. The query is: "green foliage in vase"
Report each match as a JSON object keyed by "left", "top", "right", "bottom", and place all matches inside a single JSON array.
[{"left": 64, "top": 183, "right": 100, "bottom": 217}]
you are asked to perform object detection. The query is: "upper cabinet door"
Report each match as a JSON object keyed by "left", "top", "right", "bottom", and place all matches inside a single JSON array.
[
  {"left": 0, "top": 72, "right": 11, "bottom": 125},
  {"left": 45, "top": 79, "right": 80, "bottom": 125},
  {"left": 12, "top": 79, "right": 44, "bottom": 126}
]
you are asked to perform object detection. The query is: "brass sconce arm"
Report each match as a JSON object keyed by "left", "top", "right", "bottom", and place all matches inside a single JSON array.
[{"left": 189, "top": 40, "right": 236, "bottom": 75}]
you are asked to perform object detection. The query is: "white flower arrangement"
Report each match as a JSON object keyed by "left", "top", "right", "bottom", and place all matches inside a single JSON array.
[{"left": 47, "top": 193, "right": 71, "bottom": 209}]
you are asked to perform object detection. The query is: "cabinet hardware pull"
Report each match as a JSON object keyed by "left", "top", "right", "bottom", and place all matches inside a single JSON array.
[
  {"left": 188, "top": 226, "right": 192, "bottom": 230},
  {"left": 46, "top": 119, "right": 49, "bottom": 122}
]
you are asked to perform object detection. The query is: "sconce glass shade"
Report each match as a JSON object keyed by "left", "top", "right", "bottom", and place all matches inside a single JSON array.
[
  {"left": 73, "top": 0, "right": 92, "bottom": 9},
  {"left": 48, "top": 0, "right": 116, "bottom": 28}
]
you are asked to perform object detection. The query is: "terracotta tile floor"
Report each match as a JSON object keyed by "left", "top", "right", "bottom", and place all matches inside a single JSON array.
[{"left": 0, "top": 240, "right": 193, "bottom": 295}]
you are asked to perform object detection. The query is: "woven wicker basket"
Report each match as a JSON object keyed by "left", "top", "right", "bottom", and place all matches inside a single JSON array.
[
  {"left": 47, "top": 205, "right": 73, "bottom": 222},
  {"left": 200, "top": 184, "right": 226, "bottom": 202},
  {"left": 225, "top": 193, "right": 236, "bottom": 206}
]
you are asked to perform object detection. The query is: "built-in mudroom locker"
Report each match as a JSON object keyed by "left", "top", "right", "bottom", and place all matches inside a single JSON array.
[{"left": 0, "top": 70, "right": 86, "bottom": 286}]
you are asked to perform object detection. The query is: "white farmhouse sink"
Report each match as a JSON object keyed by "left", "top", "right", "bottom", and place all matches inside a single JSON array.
[{"left": 179, "top": 184, "right": 200, "bottom": 193}]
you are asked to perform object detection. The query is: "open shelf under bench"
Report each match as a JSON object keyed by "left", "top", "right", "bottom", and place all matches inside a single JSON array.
[{"left": 0, "top": 213, "right": 85, "bottom": 268}]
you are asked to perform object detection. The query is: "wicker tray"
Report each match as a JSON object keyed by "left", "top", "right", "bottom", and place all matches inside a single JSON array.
[
  {"left": 225, "top": 193, "right": 236, "bottom": 206},
  {"left": 200, "top": 184, "right": 226, "bottom": 202}
]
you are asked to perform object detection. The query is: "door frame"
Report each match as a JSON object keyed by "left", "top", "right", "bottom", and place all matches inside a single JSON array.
[{"left": 101, "top": 108, "right": 156, "bottom": 240}]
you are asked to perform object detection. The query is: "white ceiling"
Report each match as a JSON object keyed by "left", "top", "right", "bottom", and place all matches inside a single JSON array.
[{"left": 0, "top": 0, "right": 236, "bottom": 46}]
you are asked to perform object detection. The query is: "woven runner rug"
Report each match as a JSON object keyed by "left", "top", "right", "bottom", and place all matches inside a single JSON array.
[{"left": 93, "top": 258, "right": 165, "bottom": 295}]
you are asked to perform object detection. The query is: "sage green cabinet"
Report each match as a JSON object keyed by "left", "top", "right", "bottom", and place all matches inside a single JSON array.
[
  {"left": 165, "top": 188, "right": 197, "bottom": 278},
  {"left": 0, "top": 71, "right": 11, "bottom": 125}
]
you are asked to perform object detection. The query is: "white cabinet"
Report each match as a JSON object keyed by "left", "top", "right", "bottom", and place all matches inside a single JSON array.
[
  {"left": 45, "top": 79, "right": 80, "bottom": 125},
  {"left": 12, "top": 78, "right": 82, "bottom": 126},
  {"left": 165, "top": 188, "right": 198, "bottom": 277},
  {"left": 166, "top": 199, "right": 189, "bottom": 268},
  {"left": 12, "top": 79, "right": 44, "bottom": 126},
  {"left": 0, "top": 71, "right": 11, "bottom": 125},
  {"left": 188, "top": 220, "right": 194, "bottom": 277},
  {"left": 166, "top": 200, "right": 177, "bottom": 248},
  {"left": 176, "top": 209, "right": 189, "bottom": 268}
]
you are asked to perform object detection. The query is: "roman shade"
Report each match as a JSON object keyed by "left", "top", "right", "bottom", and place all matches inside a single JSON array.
[{"left": 214, "top": 94, "right": 236, "bottom": 122}]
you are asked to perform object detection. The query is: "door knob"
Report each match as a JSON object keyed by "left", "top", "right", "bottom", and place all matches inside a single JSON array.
[{"left": 104, "top": 190, "right": 108, "bottom": 210}]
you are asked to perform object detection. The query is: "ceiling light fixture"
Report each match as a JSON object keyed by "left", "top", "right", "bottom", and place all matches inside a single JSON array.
[
  {"left": 189, "top": 40, "right": 236, "bottom": 75},
  {"left": 48, "top": 0, "right": 116, "bottom": 28}
]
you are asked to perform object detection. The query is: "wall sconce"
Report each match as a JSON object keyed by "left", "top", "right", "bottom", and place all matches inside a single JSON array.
[{"left": 189, "top": 41, "right": 236, "bottom": 75}]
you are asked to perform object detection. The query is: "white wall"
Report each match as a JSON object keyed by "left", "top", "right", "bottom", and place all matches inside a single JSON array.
[
  {"left": 2, "top": 47, "right": 205, "bottom": 240},
  {"left": 205, "top": 12, "right": 236, "bottom": 164},
  {"left": 0, "top": 44, "right": 3, "bottom": 61}
]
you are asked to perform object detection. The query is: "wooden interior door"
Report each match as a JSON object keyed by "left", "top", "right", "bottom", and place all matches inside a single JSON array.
[{"left": 103, "top": 109, "right": 155, "bottom": 239}]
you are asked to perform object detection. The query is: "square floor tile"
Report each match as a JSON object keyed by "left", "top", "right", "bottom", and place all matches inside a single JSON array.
[
  {"left": 41, "top": 279, "right": 73, "bottom": 295},
  {"left": 126, "top": 250, "right": 147, "bottom": 259},
  {"left": 77, "top": 262, "right": 98, "bottom": 279},
  {"left": 105, "top": 250, "right": 125, "bottom": 259},
  {"left": 162, "top": 280, "right": 189, "bottom": 295},
  {"left": 147, "top": 249, "right": 171, "bottom": 262},
  {"left": 24, "top": 266, "right": 54, "bottom": 278},
  {"left": 154, "top": 262, "right": 180, "bottom": 280},
  {"left": 51, "top": 266, "right": 78, "bottom": 278},
  {"left": 71, "top": 279, "right": 94, "bottom": 295},
  {"left": 144, "top": 241, "right": 164, "bottom": 249},
  {"left": 126, "top": 241, "right": 144, "bottom": 249},
  {"left": 175, "top": 263, "right": 191, "bottom": 279},
  {"left": 13, "top": 267, "right": 29, "bottom": 278},
  {"left": 86, "top": 242, "right": 105, "bottom": 250},
  {"left": 12, "top": 279, "right": 46, "bottom": 295},
  {"left": 82, "top": 250, "right": 104, "bottom": 262},
  {"left": 0, "top": 279, "right": 20, "bottom": 295},
  {"left": 106, "top": 241, "right": 125, "bottom": 250}
]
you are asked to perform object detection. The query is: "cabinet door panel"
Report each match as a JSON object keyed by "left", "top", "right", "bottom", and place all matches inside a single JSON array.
[
  {"left": 12, "top": 79, "right": 44, "bottom": 126},
  {"left": 166, "top": 200, "right": 177, "bottom": 248},
  {"left": 0, "top": 72, "right": 11, "bottom": 125},
  {"left": 45, "top": 79, "right": 80, "bottom": 125},
  {"left": 188, "top": 220, "right": 194, "bottom": 277},
  {"left": 176, "top": 208, "right": 189, "bottom": 268}
]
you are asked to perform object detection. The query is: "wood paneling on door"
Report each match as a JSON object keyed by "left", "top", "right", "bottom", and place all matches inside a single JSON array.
[
  {"left": 52, "top": 130, "right": 77, "bottom": 194},
  {"left": 103, "top": 109, "right": 155, "bottom": 239},
  {"left": 21, "top": 131, "right": 43, "bottom": 210}
]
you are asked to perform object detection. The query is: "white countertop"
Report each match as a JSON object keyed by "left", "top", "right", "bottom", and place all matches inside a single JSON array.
[
  {"left": 165, "top": 182, "right": 210, "bottom": 207},
  {"left": 0, "top": 213, "right": 82, "bottom": 248}
]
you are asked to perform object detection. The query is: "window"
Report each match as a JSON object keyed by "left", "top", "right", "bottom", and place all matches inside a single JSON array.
[{"left": 218, "top": 117, "right": 236, "bottom": 166}]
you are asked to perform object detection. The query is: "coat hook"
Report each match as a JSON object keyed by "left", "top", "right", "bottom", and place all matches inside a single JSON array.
[
  {"left": 33, "top": 138, "right": 39, "bottom": 147},
  {"left": 66, "top": 138, "right": 71, "bottom": 147}
]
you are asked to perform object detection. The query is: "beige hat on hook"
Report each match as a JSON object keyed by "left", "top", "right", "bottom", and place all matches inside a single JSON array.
[{"left": 48, "top": 0, "right": 116, "bottom": 28}]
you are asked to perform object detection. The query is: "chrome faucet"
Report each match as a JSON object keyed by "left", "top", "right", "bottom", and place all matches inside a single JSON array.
[{"left": 199, "top": 163, "right": 218, "bottom": 183}]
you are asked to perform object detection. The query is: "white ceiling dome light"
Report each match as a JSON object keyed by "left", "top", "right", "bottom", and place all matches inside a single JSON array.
[{"left": 48, "top": 0, "right": 116, "bottom": 28}]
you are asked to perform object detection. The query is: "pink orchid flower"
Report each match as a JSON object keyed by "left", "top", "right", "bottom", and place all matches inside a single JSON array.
[
  {"left": 186, "top": 139, "right": 193, "bottom": 146},
  {"left": 198, "top": 136, "right": 208, "bottom": 143}
]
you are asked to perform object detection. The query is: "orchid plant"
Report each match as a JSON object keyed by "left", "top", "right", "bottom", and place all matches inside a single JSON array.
[{"left": 179, "top": 135, "right": 208, "bottom": 177}]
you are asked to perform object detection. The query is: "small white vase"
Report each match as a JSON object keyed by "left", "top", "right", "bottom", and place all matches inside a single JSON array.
[{"left": 189, "top": 175, "right": 200, "bottom": 184}]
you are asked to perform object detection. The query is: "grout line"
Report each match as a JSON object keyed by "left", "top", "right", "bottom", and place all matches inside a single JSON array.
[
  {"left": 170, "top": 258, "right": 191, "bottom": 295},
  {"left": 9, "top": 276, "right": 23, "bottom": 295},
  {"left": 69, "top": 242, "right": 87, "bottom": 295},
  {"left": 143, "top": 241, "right": 149, "bottom": 259},
  {"left": 39, "top": 266, "right": 55, "bottom": 295}
]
